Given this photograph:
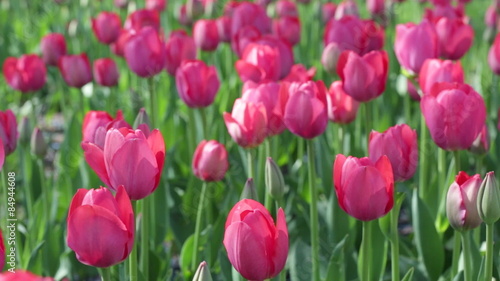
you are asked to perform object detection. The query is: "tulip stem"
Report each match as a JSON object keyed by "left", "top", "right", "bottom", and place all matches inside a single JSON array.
[
  {"left": 140, "top": 199, "right": 149, "bottom": 280},
  {"left": 419, "top": 112, "right": 428, "bottom": 201},
  {"left": 453, "top": 150, "right": 460, "bottom": 174},
  {"left": 98, "top": 267, "right": 112, "bottom": 281},
  {"left": 148, "top": 77, "right": 157, "bottom": 128},
  {"left": 129, "top": 201, "right": 138, "bottom": 281},
  {"left": 247, "top": 149, "right": 254, "bottom": 179},
  {"left": 307, "top": 139, "right": 320, "bottom": 281},
  {"left": 265, "top": 139, "right": 272, "bottom": 211},
  {"left": 485, "top": 223, "right": 494, "bottom": 281},
  {"left": 460, "top": 231, "right": 472, "bottom": 281},
  {"left": 199, "top": 107, "right": 208, "bottom": 139},
  {"left": 192, "top": 182, "right": 207, "bottom": 271},
  {"left": 390, "top": 201, "right": 400, "bottom": 281},
  {"left": 364, "top": 102, "right": 373, "bottom": 152},
  {"left": 451, "top": 231, "right": 461, "bottom": 278},
  {"left": 360, "top": 220, "right": 373, "bottom": 281}
]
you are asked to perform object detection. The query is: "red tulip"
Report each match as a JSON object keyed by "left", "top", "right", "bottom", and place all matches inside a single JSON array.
[
  {"left": 419, "top": 59, "right": 464, "bottom": 95},
  {"left": 231, "top": 2, "right": 271, "bottom": 37},
  {"left": 276, "top": 0, "right": 298, "bottom": 17},
  {"left": 81, "top": 127, "right": 165, "bottom": 200},
  {"left": 0, "top": 270, "right": 54, "bottom": 281},
  {"left": 146, "top": 0, "right": 166, "bottom": 11},
  {"left": 434, "top": 17, "right": 474, "bottom": 60},
  {"left": 326, "top": 81, "right": 359, "bottom": 124},
  {"left": 322, "top": 3, "right": 337, "bottom": 23},
  {"left": 58, "top": 54, "right": 92, "bottom": 88},
  {"left": 236, "top": 43, "right": 281, "bottom": 83},
  {"left": 283, "top": 81, "right": 328, "bottom": 139},
  {"left": 488, "top": 33, "right": 500, "bottom": 75},
  {"left": 0, "top": 228, "right": 4, "bottom": 271},
  {"left": 40, "top": 33, "right": 67, "bottom": 66},
  {"left": 333, "top": 154, "right": 394, "bottom": 221},
  {"left": 273, "top": 17, "right": 301, "bottom": 46},
  {"left": 3, "top": 54, "right": 46, "bottom": 92},
  {"left": 193, "top": 19, "right": 220, "bottom": 51},
  {"left": 421, "top": 82, "right": 486, "bottom": 150},
  {"left": 223, "top": 98, "right": 268, "bottom": 148},
  {"left": 192, "top": 140, "right": 229, "bottom": 181},
  {"left": 124, "top": 9, "right": 160, "bottom": 32},
  {"left": 82, "top": 110, "right": 131, "bottom": 148},
  {"left": 223, "top": 199, "right": 288, "bottom": 281},
  {"left": 67, "top": 186, "right": 134, "bottom": 267},
  {"left": 446, "top": 172, "right": 483, "bottom": 230},
  {"left": 334, "top": 0, "right": 359, "bottom": 20},
  {"left": 124, "top": 27, "right": 166, "bottom": 78},
  {"left": 231, "top": 26, "right": 261, "bottom": 57},
  {"left": 216, "top": 16, "right": 232, "bottom": 43},
  {"left": 0, "top": 109, "right": 18, "bottom": 155},
  {"left": 93, "top": 58, "right": 119, "bottom": 87},
  {"left": 282, "top": 64, "right": 316, "bottom": 83},
  {"left": 175, "top": 60, "right": 220, "bottom": 108},
  {"left": 92, "top": 12, "right": 121, "bottom": 45},
  {"left": 336, "top": 50, "right": 388, "bottom": 102},
  {"left": 164, "top": 30, "right": 196, "bottom": 76}
]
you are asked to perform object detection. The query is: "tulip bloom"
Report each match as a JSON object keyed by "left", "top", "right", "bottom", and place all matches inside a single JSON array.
[
  {"left": 254, "top": 35, "right": 294, "bottom": 79},
  {"left": 434, "top": 17, "right": 474, "bottom": 60},
  {"left": 446, "top": 172, "right": 482, "bottom": 231},
  {"left": 477, "top": 172, "right": 500, "bottom": 224},
  {"left": 276, "top": 0, "right": 298, "bottom": 17},
  {"left": 322, "top": 3, "right": 337, "bottom": 23},
  {"left": 124, "top": 9, "right": 160, "bottom": 32},
  {"left": 124, "top": 27, "right": 166, "bottom": 78},
  {"left": 0, "top": 109, "right": 18, "bottom": 156},
  {"left": 81, "top": 127, "right": 165, "bottom": 200},
  {"left": 146, "top": 0, "right": 166, "bottom": 11},
  {"left": 216, "top": 16, "right": 232, "bottom": 43},
  {"left": 82, "top": 110, "right": 131, "bottom": 148},
  {"left": 0, "top": 270, "right": 54, "bottom": 281},
  {"left": 326, "top": 81, "right": 359, "bottom": 124},
  {"left": 231, "top": 26, "right": 262, "bottom": 58},
  {"left": 322, "top": 43, "right": 343, "bottom": 74},
  {"left": 40, "top": 33, "right": 67, "bottom": 66},
  {"left": 92, "top": 12, "right": 122, "bottom": 45},
  {"left": 333, "top": 154, "right": 394, "bottom": 221},
  {"left": 164, "top": 30, "right": 197, "bottom": 76},
  {"left": 334, "top": 0, "right": 359, "bottom": 20},
  {"left": 3, "top": 54, "right": 46, "bottom": 92},
  {"left": 58, "top": 54, "right": 92, "bottom": 88},
  {"left": 421, "top": 82, "right": 486, "bottom": 150},
  {"left": 223, "top": 199, "right": 288, "bottom": 281},
  {"left": 231, "top": 2, "right": 271, "bottom": 37},
  {"left": 192, "top": 140, "right": 229, "bottom": 181},
  {"left": 273, "top": 17, "right": 301, "bottom": 46},
  {"left": 282, "top": 64, "right": 316, "bottom": 83},
  {"left": 93, "top": 58, "right": 119, "bottom": 87},
  {"left": 236, "top": 43, "right": 281, "bottom": 83},
  {"left": 175, "top": 60, "right": 220, "bottom": 108},
  {"left": 67, "top": 186, "right": 134, "bottom": 267},
  {"left": 224, "top": 98, "right": 268, "bottom": 148},
  {"left": 488, "top": 33, "right": 500, "bottom": 75},
  {"left": 419, "top": 59, "right": 464, "bottom": 95},
  {"left": 193, "top": 19, "right": 220, "bottom": 51},
  {"left": 367, "top": 0, "right": 385, "bottom": 18}
]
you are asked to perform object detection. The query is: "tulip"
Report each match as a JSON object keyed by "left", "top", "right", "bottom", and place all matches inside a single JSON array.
[
  {"left": 192, "top": 140, "right": 229, "bottom": 182},
  {"left": 254, "top": 35, "right": 294, "bottom": 79},
  {"left": 282, "top": 64, "right": 316, "bottom": 83},
  {"left": 424, "top": 4, "right": 464, "bottom": 21},
  {"left": 93, "top": 58, "right": 119, "bottom": 87},
  {"left": 488, "top": 33, "right": 500, "bottom": 75},
  {"left": 231, "top": 2, "right": 271, "bottom": 37},
  {"left": 236, "top": 43, "right": 281, "bottom": 83},
  {"left": 91, "top": 12, "right": 121, "bottom": 45},
  {"left": 193, "top": 261, "right": 213, "bottom": 281},
  {"left": 216, "top": 16, "right": 232, "bottom": 43},
  {"left": 322, "top": 43, "right": 342, "bottom": 74},
  {"left": 3, "top": 54, "right": 46, "bottom": 93},
  {"left": 434, "top": 17, "right": 474, "bottom": 60},
  {"left": 333, "top": 154, "right": 394, "bottom": 221},
  {"left": 272, "top": 17, "right": 301, "bottom": 46},
  {"left": 0, "top": 228, "right": 4, "bottom": 271},
  {"left": 265, "top": 157, "right": 285, "bottom": 200},
  {"left": 124, "top": 27, "right": 166, "bottom": 78},
  {"left": 231, "top": 26, "right": 261, "bottom": 58},
  {"left": 223, "top": 98, "right": 268, "bottom": 148},
  {"left": 175, "top": 60, "right": 220, "bottom": 108},
  {"left": 334, "top": 0, "right": 359, "bottom": 20},
  {"left": 146, "top": 0, "right": 166, "bottom": 11},
  {"left": 485, "top": 5, "right": 498, "bottom": 29},
  {"left": 223, "top": 199, "right": 288, "bottom": 281},
  {"left": 322, "top": 3, "right": 337, "bottom": 23},
  {"left": 110, "top": 29, "right": 135, "bottom": 57},
  {"left": 124, "top": 9, "right": 160, "bottom": 32},
  {"left": 58, "top": 53, "right": 92, "bottom": 88},
  {"left": 0, "top": 109, "right": 18, "bottom": 156},
  {"left": 30, "top": 128, "right": 47, "bottom": 157},
  {"left": 419, "top": 59, "right": 464, "bottom": 95},
  {"left": 67, "top": 186, "right": 134, "bottom": 267},
  {"left": 369, "top": 124, "right": 418, "bottom": 182},
  {"left": 420, "top": 82, "right": 486, "bottom": 150},
  {"left": 477, "top": 172, "right": 500, "bottom": 224},
  {"left": 114, "top": 0, "right": 128, "bottom": 8},
  {"left": 0, "top": 270, "right": 54, "bottom": 281},
  {"left": 164, "top": 30, "right": 197, "bottom": 76},
  {"left": 446, "top": 172, "right": 482, "bottom": 231},
  {"left": 81, "top": 127, "right": 165, "bottom": 200},
  {"left": 367, "top": 0, "right": 385, "bottom": 18},
  {"left": 82, "top": 110, "right": 131, "bottom": 148},
  {"left": 40, "top": 33, "right": 67, "bottom": 66},
  {"left": 193, "top": 19, "right": 220, "bottom": 51},
  {"left": 283, "top": 81, "right": 328, "bottom": 139},
  {"left": 336, "top": 50, "right": 388, "bottom": 102},
  {"left": 177, "top": 4, "right": 193, "bottom": 26},
  {"left": 241, "top": 178, "right": 259, "bottom": 200},
  {"left": 394, "top": 20, "right": 438, "bottom": 74},
  {"left": 133, "top": 108, "right": 152, "bottom": 130},
  {"left": 326, "top": 81, "right": 360, "bottom": 124},
  {"left": 276, "top": 0, "right": 298, "bottom": 17}
]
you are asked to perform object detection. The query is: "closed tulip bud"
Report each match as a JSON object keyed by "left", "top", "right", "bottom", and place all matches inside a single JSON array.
[
  {"left": 327, "top": 81, "right": 360, "bottom": 124},
  {"left": 165, "top": 30, "right": 197, "bottom": 76},
  {"left": 91, "top": 12, "right": 121, "bottom": 45},
  {"left": 40, "top": 33, "right": 67, "bottom": 66},
  {"left": 0, "top": 228, "right": 4, "bottom": 271},
  {"left": 273, "top": 17, "right": 301, "bottom": 46},
  {"left": 175, "top": 60, "right": 220, "bottom": 108},
  {"left": 488, "top": 33, "right": 500, "bottom": 75},
  {"left": 58, "top": 54, "right": 92, "bottom": 88},
  {"left": 265, "top": 157, "right": 285, "bottom": 200},
  {"left": 0, "top": 270, "right": 54, "bottom": 280},
  {"left": 276, "top": 0, "right": 298, "bottom": 17},
  {"left": 477, "top": 172, "right": 500, "bottom": 224},
  {"left": 146, "top": 0, "right": 166, "bottom": 11},
  {"left": 224, "top": 98, "right": 268, "bottom": 148},
  {"left": 446, "top": 172, "right": 482, "bottom": 231},
  {"left": 335, "top": 0, "right": 359, "bottom": 20},
  {"left": 193, "top": 19, "right": 220, "bottom": 52},
  {"left": 241, "top": 178, "right": 259, "bottom": 201},
  {"left": 3, "top": 54, "right": 47, "bottom": 93},
  {"left": 193, "top": 261, "right": 213, "bottom": 281},
  {"left": 231, "top": 2, "right": 271, "bottom": 37},
  {"left": 484, "top": 5, "right": 497, "bottom": 29},
  {"left": 469, "top": 124, "right": 489, "bottom": 155},
  {"left": 223, "top": 199, "right": 288, "bottom": 281},
  {"left": 124, "top": 9, "right": 160, "bottom": 32},
  {"left": 419, "top": 59, "right": 464, "bottom": 95},
  {"left": 133, "top": 108, "right": 151, "bottom": 131},
  {"left": 434, "top": 17, "right": 474, "bottom": 60},
  {"left": 124, "top": 27, "right": 166, "bottom": 78},
  {"left": 67, "top": 186, "right": 134, "bottom": 267},
  {"left": 322, "top": 43, "right": 343, "bottom": 74},
  {"left": 18, "top": 117, "right": 31, "bottom": 145},
  {"left": 0, "top": 109, "right": 18, "bottom": 156},
  {"left": 216, "top": 16, "right": 232, "bottom": 43},
  {"left": 82, "top": 110, "right": 131, "bottom": 148},
  {"left": 192, "top": 140, "right": 229, "bottom": 182},
  {"left": 236, "top": 43, "right": 281, "bottom": 83},
  {"left": 420, "top": 82, "right": 486, "bottom": 151},
  {"left": 93, "top": 58, "right": 119, "bottom": 87},
  {"left": 334, "top": 154, "right": 394, "bottom": 221},
  {"left": 30, "top": 128, "right": 47, "bottom": 157},
  {"left": 322, "top": 3, "right": 337, "bottom": 23}
]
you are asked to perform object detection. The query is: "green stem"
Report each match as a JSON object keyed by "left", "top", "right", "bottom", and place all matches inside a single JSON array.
[
  {"left": 79, "top": 88, "right": 86, "bottom": 123},
  {"left": 98, "top": 267, "right": 112, "bottom": 281},
  {"left": 419, "top": 112, "right": 428, "bottom": 200},
  {"left": 264, "top": 140, "right": 272, "bottom": 211},
  {"left": 192, "top": 182, "right": 207, "bottom": 271},
  {"left": 451, "top": 231, "right": 461, "bottom": 278},
  {"left": 485, "top": 223, "right": 494, "bottom": 281},
  {"left": 460, "top": 231, "right": 472, "bottom": 281},
  {"left": 390, "top": 205, "right": 400, "bottom": 281},
  {"left": 129, "top": 201, "right": 138, "bottom": 281},
  {"left": 279, "top": 269, "right": 286, "bottom": 281},
  {"left": 148, "top": 77, "right": 157, "bottom": 128},
  {"left": 360, "top": 220, "right": 373, "bottom": 281},
  {"left": 1, "top": 170, "right": 7, "bottom": 232},
  {"left": 364, "top": 102, "right": 372, "bottom": 153},
  {"left": 20, "top": 146, "right": 33, "bottom": 224},
  {"left": 307, "top": 140, "right": 320, "bottom": 281},
  {"left": 247, "top": 149, "right": 254, "bottom": 179},
  {"left": 140, "top": 199, "right": 149, "bottom": 280},
  {"left": 199, "top": 107, "right": 208, "bottom": 139},
  {"left": 453, "top": 150, "right": 461, "bottom": 174}
]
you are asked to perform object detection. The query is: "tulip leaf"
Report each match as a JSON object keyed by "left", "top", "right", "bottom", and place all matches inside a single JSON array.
[
  {"left": 289, "top": 239, "right": 312, "bottom": 281},
  {"left": 401, "top": 267, "right": 415, "bottom": 281},
  {"left": 325, "top": 235, "right": 348, "bottom": 281},
  {"left": 452, "top": 271, "right": 464, "bottom": 281},
  {"left": 179, "top": 234, "right": 195, "bottom": 279}
]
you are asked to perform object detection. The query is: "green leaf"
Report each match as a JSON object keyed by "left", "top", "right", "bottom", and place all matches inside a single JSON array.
[
  {"left": 289, "top": 239, "right": 312, "bottom": 281},
  {"left": 401, "top": 267, "right": 415, "bottom": 281},
  {"left": 325, "top": 235, "right": 348, "bottom": 281},
  {"left": 179, "top": 234, "right": 195, "bottom": 279}
]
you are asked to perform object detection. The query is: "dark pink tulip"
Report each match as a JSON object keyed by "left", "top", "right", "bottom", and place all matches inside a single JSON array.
[
  {"left": 469, "top": 124, "right": 489, "bottom": 154},
  {"left": 446, "top": 172, "right": 482, "bottom": 230},
  {"left": 236, "top": 43, "right": 281, "bottom": 83},
  {"left": 40, "top": 33, "right": 67, "bottom": 66},
  {"left": 223, "top": 98, "right": 268, "bottom": 148},
  {"left": 58, "top": 54, "right": 92, "bottom": 88},
  {"left": 231, "top": 2, "right": 272, "bottom": 37},
  {"left": 216, "top": 16, "right": 232, "bottom": 43},
  {"left": 146, "top": 0, "right": 166, "bottom": 11},
  {"left": 124, "top": 27, "right": 166, "bottom": 78},
  {"left": 283, "top": 81, "right": 328, "bottom": 139},
  {"left": 336, "top": 50, "right": 388, "bottom": 102},
  {"left": 276, "top": 0, "right": 298, "bottom": 17},
  {"left": 110, "top": 29, "right": 135, "bottom": 57},
  {"left": 224, "top": 1, "right": 241, "bottom": 16},
  {"left": 223, "top": 199, "right": 288, "bottom": 281},
  {"left": 273, "top": 17, "right": 301, "bottom": 46},
  {"left": 367, "top": 0, "right": 385, "bottom": 17},
  {"left": 175, "top": 60, "right": 220, "bottom": 108},
  {"left": 434, "top": 17, "right": 474, "bottom": 60},
  {"left": 231, "top": 26, "right": 261, "bottom": 57},
  {"left": 254, "top": 35, "right": 294, "bottom": 79},
  {"left": 91, "top": 12, "right": 121, "bottom": 45},
  {"left": 93, "top": 58, "right": 119, "bottom": 87},
  {"left": 485, "top": 5, "right": 498, "bottom": 29},
  {"left": 67, "top": 186, "right": 134, "bottom": 267},
  {"left": 488, "top": 33, "right": 500, "bottom": 75},
  {"left": 164, "top": 30, "right": 197, "bottom": 76},
  {"left": 334, "top": 0, "right": 359, "bottom": 20},
  {"left": 0, "top": 110, "right": 18, "bottom": 156},
  {"left": 192, "top": 140, "right": 229, "bottom": 181},
  {"left": 124, "top": 9, "right": 160, "bottom": 32},
  {"left": 193, "top": 19, "right": 220, "bottom": 51},
  {"left": 326, "top": 81, "right": 359, "bottom": 124},
  {"left": 419, "top": 59, "right": 464, "bottom": 95},
  {"left": 424, "top": 4, "right": 465, "bottom": 21},
  {"left": 177, "top": 4, "right": 192, "bottom": 26},
  {"left": 81, "top": 127, "right": 165, "bottom": 200},
  {"left": 0, "top": 270, "right": 54, "bottom": 281},
  {"left": 322, "top": 3, "right": 337, "bottom": 23},
  {"left": 430, "top": 0, "right": 451, "bottom": 5},
  {"left": 282, "top": 64, "right": 316, "bottom": 83},
  {"left": 322, "top": 43, "right": 343, "bottom": 73},
  {"left": 369, "top": 124, "right": 418, "bottom": 182},
  {"left": 3, "top": 54, "right": 46, "bottom": 92},
  {"left": 82, "top": 110, "right": 131, "bottom": 148},
  {"left": 333, "top": 154, "right": 394, "bottom": 221},
  {"left": 395, "top": 21, "right": 438, "bottom": 74},
  {"left": 421, "top": 82, "right": 486, "bottom": 150}
]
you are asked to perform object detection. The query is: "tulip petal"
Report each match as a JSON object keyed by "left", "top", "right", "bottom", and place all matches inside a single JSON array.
[
  {"left": 236, "top": 60, "right": 264, "bottom": 83},
  {"left": 272, "top": 208, "right": 288, "bottom": 277},
  {"left": 82, "top": 142, "right": 111, "bottom": 187},
  {"left": 147, "top": 129, "right": 166, "bottom": 186}
]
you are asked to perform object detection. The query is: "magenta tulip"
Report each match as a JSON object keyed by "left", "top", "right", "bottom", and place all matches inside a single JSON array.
[
  {"left": 93, "top": 58, "right": 119, "bottom": 87},
  {"left": 3, "top": 54, "right": 46, "bottom": 92},
  {"left": 146, "top": 0, "right": 166, "bottom": 11},
  {"left": 175, "top": 60, "right": 220, "bottom": 108},
  {"left": 192, "top": 140, "right": 229, "bottom": 181},
  {"left": 193, "top": 19, "right": 220, "bottom": 51},
  {"left": 367, "top": 0, "right": 385, "bottom": 17},
  {"left": 322, "top": 43, "right": 343, "bottom": 74},
  {"left": 58, "top": 54, "right": 92, "bottom": 88},
  {"left": 276, "top": 0, "right": 298, "bottom": 17},
  {"left": 82, "top": 110, "right": 131, "bottom": 148},
  {"left": 254, "top": 35, "right": 294, "bottom": 79},
  {"left": 236, "top": 43, "right": 281, "bottom": 83},
  {"left": 282, "top": 64, "right": 316, "bottom": 83},
  {"left": 40, "top": 33, "right": 67, "bottom": 66},
  {"left": 334, "top": 0, "right": 359, "bottom": 19},
  {"left": 124, "top": 27, "right": 166, "bottom": 78},
  {"left": 434, "top": 17, "right": 474, "bottom": 60},
  {"left": 223, "top": 199, "right": 288, "bottom": 281},
  {"left": 446, "top": 171, "right": 483, "bottom": 230},
  {"left": 322, "top": 3, "right": 337, "bottom": 23},
  {"left": 0, "top": 109, "right": 18, "bottom": 156},
  {"left": 326, "top": 81, "right": 359, "bottom": 124},
  {"left": 223, "top": 98, "right": 268, "bottom": 148},
  {"left": 164, "top": 30, "right": 197, "bottom": 76},
  {"left": 124, "top": 9, "right": 160, "bottom": 32},
  {"left": 231, "top": 26, "right": 261, "bottom": 58},
  {"left": 114, "top": 0, "right": 128, "bottom": 8},
  {"left": 0, "top": 270, "right": 54, "bottom": 281},
  {"left": 216, "top": 16, "right": 232, "bottom": 43},
  {"left": 91, "top": 12, "right": 121, "bottom": 45},
  {"left": 419, "top": 59, "right": 464, "bottom": 95},
  {"left": 273, "top": 17, "right": 301, "bottom": 46},
  {"left": 231, "top": 2, "right": 271, "bottom": 37},
  {"left": 488, "top": 33, "right": 500, "bottom": 75}
]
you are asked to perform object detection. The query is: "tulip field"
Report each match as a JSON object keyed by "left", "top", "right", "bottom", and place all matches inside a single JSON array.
[{"left": 2, "top": 0, "right": 500, "bottom": 280}]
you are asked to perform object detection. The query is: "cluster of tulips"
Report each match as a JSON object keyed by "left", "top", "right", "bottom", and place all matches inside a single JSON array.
[{"left": 1, "top": 0, "right": 500, "bottom": 280}]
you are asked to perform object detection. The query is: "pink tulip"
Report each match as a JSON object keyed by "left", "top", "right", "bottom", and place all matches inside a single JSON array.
[
  {"left": 192, "top": 140, "right": 229, "bottom": 181},
  {"left": 421, "top": 82, "right": 486, "bottom": 150},
  {"left": 419, "top": 59, "right": 464, "bottom": 95},
  {"left": 322, "top": 43, "right": 343, "bottom": 73},
  {"left": 146, "top": 0, "right": 166, "bottom": 11},
  {"left": 3, "top": 54, "right": 46, "bottom": 92},
  {"left": 488, "top": 33, "right": 500, "bottom": 75},
  {"left": 273, "top": 17, "right": 301, "bottom": 46},
  {"left": 223, "top": 199, "right": 288, "bottom": 281},
  {"left": 175, "top": 60, "right": 220, "bottom": 108},
  {"left": 335, "top": 0, "right": 359, "bottom": 19},
  {"left": 91, "top": 12, "right": 122, "bottom": 45},
  {"left": 333, "top": 154, "right": 394, "bottom": 221},
  {"left": 124, "top": 9, "right": 160, "bottom": 32},
  {"left": 424, "top": 4, "right": 465, "bottom": 21},
  {"left": 223, "top": 98, "right": 268, "bottom": 148},
  {"left": 336, "top": 50, "right": 388, "bottom": 102},
  {"left": 110, "top": 29, "right": 135, "bottom": 57},
  {"left": 164, "top": 30, "right": 197, "bottom": 76},
  {"left": 430, "top": 0, "right": 451, "bottom": 5},
  {"left": 485, "top": 5, "right": 498, "bottom": 29},
  {"left": 124, "top": 27, "right": 166, "bottom": 78},
  {"left": 394, "top": 20, "right": 438, "bottom": 74},
  {"left": 236, "top": 43, "right": 281, "bottom": 83},
  {"left": 326, "top": 81, "right": 359, "bottom": 124},
  {"left": 216, "top": 16, "right": 232, "bottom": 43},
  {"left": 276, "top": 0, "right": 298, "bottom": 17},
  {"left": 231, "top": 26, "right": 261, "bottom": 57},
  {"left": 446, "top": 171, "right": 483, "bottom": 230},
  {"left": 58, "top": 54, "right": 92, "bottom": 88},
  {"left": 367, "top": 0, "right": 385, "bottom": 17},
  {"left": 434, "top": 17, "right": 474, "bottom": 60},
  {"left": 322, "top": 3, "right": 337, "bottom": 23},
  {"left": 231, "top": 2, "right": 272, "bottom": 37},
  {"left": 193, "top": 19, "right": 220, "bottom": 51},
  {"left": 0, "top": 110, "right": 18, "bottom": 156},
  {"left": 82, "top": 110, "right": 131, "bottom": 149},
  {"left": 93, "top": 58, "right": 119, "bottom": 87},
  {"left": 254, "top": 35, "right": 294, "bottom": 79},
  {"left": 0, "top": 270, "right": 54, "bottom": 281},
  {"left": 114, "top": 0, "right": 128, "bottom": 8},
  {"left": 67, "top": 186, "right": 134, "bottom": 267},
  {"left": 40, "top": 33, "right": 67, "bottom": 66},
  {"left": 81, "top": 127, "right": 165, "bottom": 200},
  {"left": 282, "top": 64, "right": 316, "bottom": 83},
  {"left": 283, "top": 81, "right": 328, "bottom": 139},
  {"left": 469, "top": 124, "right": 489, "bottom": 154}
]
